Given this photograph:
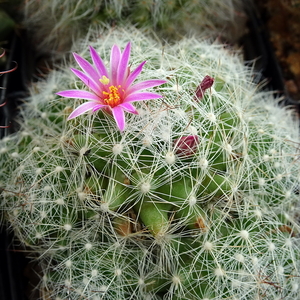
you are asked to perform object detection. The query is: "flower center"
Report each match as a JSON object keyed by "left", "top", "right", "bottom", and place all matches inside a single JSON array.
[
  {"left": 103, "top": 85, "right": 122, "bottom": 107},
  {"left": 100, "top": 75, "right": 110, "bottom": 85}
]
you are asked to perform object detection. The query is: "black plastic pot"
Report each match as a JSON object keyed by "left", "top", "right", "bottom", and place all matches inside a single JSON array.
[
  {"left": 0, "top": 230, "right": 30, "bottom": 300},
  {"left": 241, "top": 1, "right": 300, "bottom": 113},
  {"left": 0, "top": 31, "right": 35, "bottom": 300},
  {"left": 0, "top": 31, "right": 34, "bottom": 137}
]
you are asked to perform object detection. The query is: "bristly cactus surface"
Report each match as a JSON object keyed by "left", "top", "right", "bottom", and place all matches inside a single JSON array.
[
  {"left": 23, "top": 0, "right": 246, "bottom": 56},
  {"left": 1, "top": 26, "right": 300, "bottom": 299}
]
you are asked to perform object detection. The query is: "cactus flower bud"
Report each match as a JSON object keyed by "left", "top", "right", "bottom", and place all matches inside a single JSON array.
[
  {"left": 173, "top": 135, "right": 200, "bottom": 157},
  {"left": 194, "top": 75, "right": 214, "bottom": 101}
]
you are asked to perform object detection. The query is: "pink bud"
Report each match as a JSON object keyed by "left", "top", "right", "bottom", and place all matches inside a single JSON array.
[
  {"left": 194, "top": 75, "right": 214, "bottom": 101},
  {"left": 173, "top": 135, "right": 200, "bottom": 157}
]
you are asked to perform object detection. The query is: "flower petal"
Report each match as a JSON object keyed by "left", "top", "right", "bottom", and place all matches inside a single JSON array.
[
  {"left": 127, "top": 79, "right": 166, "bottom": 94},
  {"left": 119, "top": 102, "right": 138, "bottom": 114},
  {"left": 92, "top": 104, "right": 107, "bottom": 112},
  {"left": 89, "top": 46, "right": 108, "bottom": 77},
  {"left": 117, "top": 42, "right": 131, "bottom": 85},
  {"left": 56, "top": 90, "right": 100, "bottom": 102},
  {"left": 73, "top": 53, "right": 99, "bottom": 83},
  {"left": 125, "top": 61, "right": 146, "bottom": 87},
  {"left": 110, "top": 44, "right": 121, "bottom": 86},
  {"left": 71, "top": 68, "right": 101, "bottom": 95},
  {"left": 111, "top": 106, "right": 125, "bottom": 131},
  {"left": 124, "top": 92, "right": 163, "bottom": 103},
  {"left": 67, "top": 101, "right": 99, "bottom": 120}
]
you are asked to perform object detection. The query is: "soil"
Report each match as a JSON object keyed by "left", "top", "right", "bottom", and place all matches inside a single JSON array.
[{"left": 255, "top": 0, "right": 300, "bottom": 102}]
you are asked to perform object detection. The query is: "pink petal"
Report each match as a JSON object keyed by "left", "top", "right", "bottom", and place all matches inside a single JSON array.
[
  {"left": 73, "top": 53, "right": 99, "bottom": 83},
  {"left": 125, "top": 61, "right": 146, "bottom": 87},
  {"left": 124, "top": 92, "right": 163, "bottom": 103},
  {"left": 117, "top": 42, "right": 131, "bottom": 85},
  {"left": 89, "top": 46, "right": 108, "bottom": 78},
  {"left": 110, "top": 45, "right": 121, "bottom": 86},
  {"left": 119, "top": 102, "right": 138, "bottom": 114},
  {"left": 67, "top": 101, "right": 99, "bottom": 120},
  {"left": 71, "top": 68, "right": 101, "bottom": 95},
  {"left": 112, "top": 106, "right": 125, "bottom": 131},
  {"left": 92, "top": 104, "right": 107, "bottom": 112},
  {"left": 56, "top": 90, "right": 100, "bottom": 102},
  {"left": 127, "top": 79, "right": 166, "bottom": 94}
]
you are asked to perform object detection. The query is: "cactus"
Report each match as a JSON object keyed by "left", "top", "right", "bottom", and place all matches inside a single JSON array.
[
  {"left": 1, "top": 26, "right": 300, "bottom": 299},
  {"left": 23, "top": 0, "right": 246, "bottom": 56}
]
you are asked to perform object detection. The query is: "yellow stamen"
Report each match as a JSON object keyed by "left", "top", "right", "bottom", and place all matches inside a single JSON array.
[
  {"left": 103, "top": 86, "right": 122, "bottom": 107},
  {"left": 100, "top": 75, "right": 110, "bottom": 85}
]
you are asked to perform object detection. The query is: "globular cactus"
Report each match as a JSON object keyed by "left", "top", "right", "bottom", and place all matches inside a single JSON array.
[
  {"left": 23, "top": 0, "right": 246, "bottom": 56},
  {"left": 1, "top": 26, "right": 300, "bottom": 299}
]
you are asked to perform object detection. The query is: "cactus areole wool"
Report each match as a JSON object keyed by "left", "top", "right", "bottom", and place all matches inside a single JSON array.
[{"left": 56, "top": 42, "right": 166, "bottom": 131}]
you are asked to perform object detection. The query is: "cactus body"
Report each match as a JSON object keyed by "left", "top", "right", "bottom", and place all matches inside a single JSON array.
[
  {"left": 23, "top": 0, "right": 246, "bottom": 55},
  {"left": 1, "top": 26, "right": 300, "bottom": 299}
]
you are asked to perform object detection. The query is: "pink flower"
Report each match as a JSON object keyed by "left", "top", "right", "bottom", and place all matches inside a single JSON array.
[
  {"left": 56, "top": 43, "right": 166, "bottom": 131},
  {"left": 173, "top": 135, "right": 200, "bottom": 157}
]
